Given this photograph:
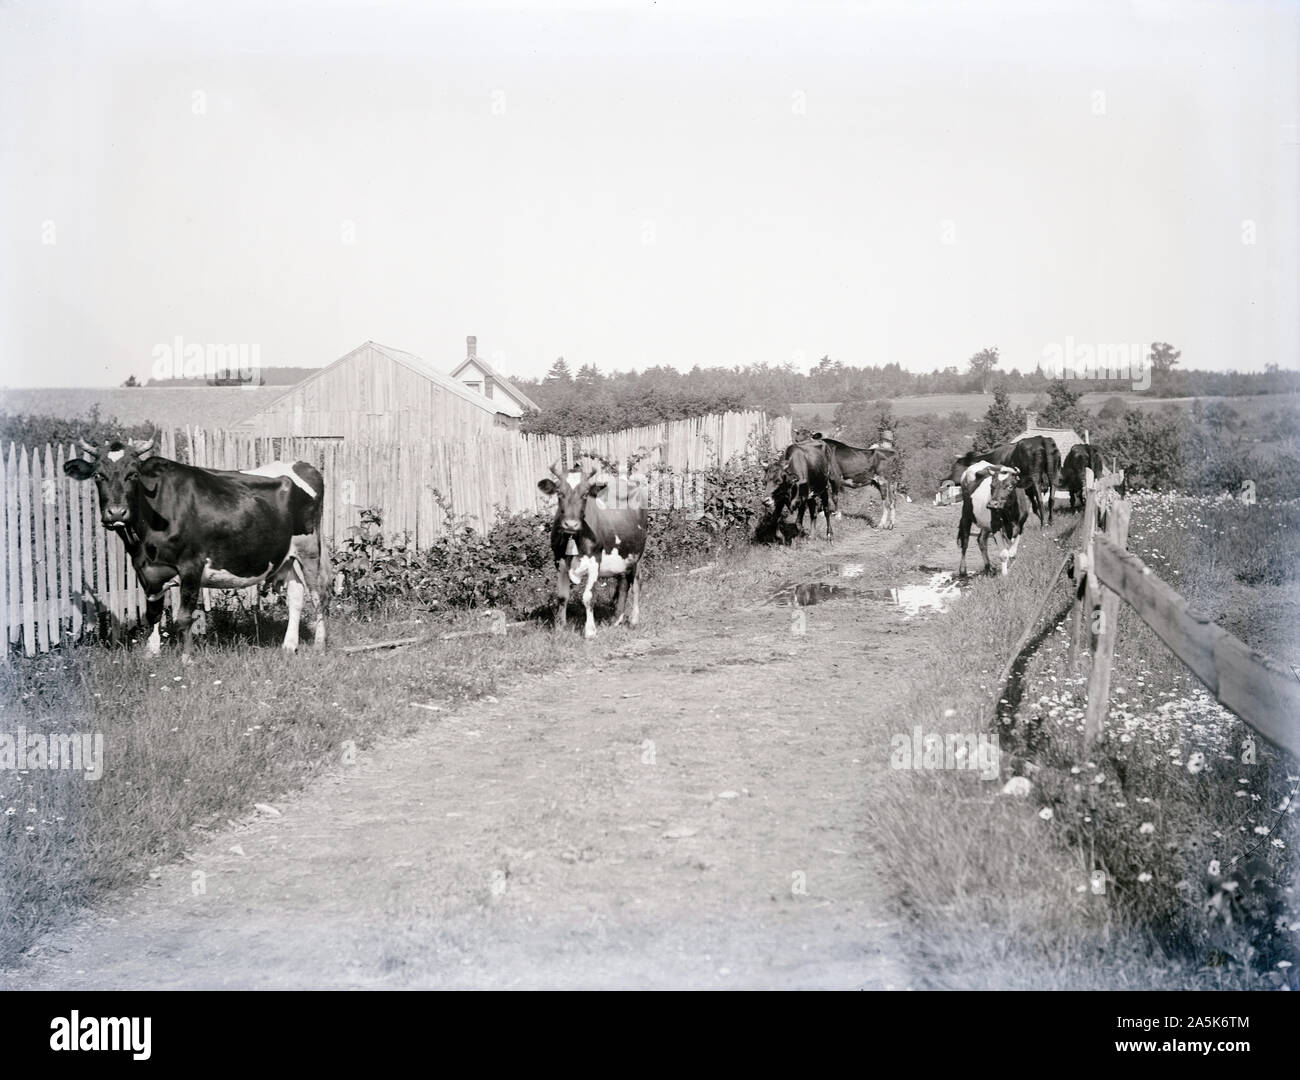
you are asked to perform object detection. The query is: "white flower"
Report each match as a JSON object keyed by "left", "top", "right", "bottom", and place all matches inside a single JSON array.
[
  {"left": 1039, "top": 807, "right": 1054, "bottom": 820},
  {"left": 1139, "top": 822, "right": 1155, "bottom": 834},
  {"left": 1137, "top": 872, "right": 1153, "bottom": 883},
  {"left": 1001, "top": 777, "right": 1032, "bottom": 797}
]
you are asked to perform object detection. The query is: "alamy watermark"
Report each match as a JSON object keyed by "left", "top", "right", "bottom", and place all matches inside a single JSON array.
[
  {"left": 151, "top": 335, "right": 262, "bottom": 383},
  {"left": 1, "top": 728, "right": 104, "bottom": 779},
  {"left": 1041, "top": 337, "right": 1150, "bottom": 391},
  {"left": 890, "top": 725, "right": 1000, "bottom": 780}
]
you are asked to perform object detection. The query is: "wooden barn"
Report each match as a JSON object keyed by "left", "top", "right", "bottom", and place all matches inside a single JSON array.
[{"left": 237, "top": 341, "right": 523, "bottom": 441}]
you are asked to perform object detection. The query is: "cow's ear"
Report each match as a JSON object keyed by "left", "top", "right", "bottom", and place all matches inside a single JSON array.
[
  {"left": 63, "top": 457, "right": 96, "bottom": 481},
  {"left": 537, "top": 478, "right": 558, "bottom": 495},
  {"left": 138, "top": 457, "right": 166, "bottom": 477},
  {"left": 586, "top": 480, "right": 608, "bottom": 498}
]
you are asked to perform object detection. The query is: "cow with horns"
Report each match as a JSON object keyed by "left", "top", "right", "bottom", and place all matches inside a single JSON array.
[
  {"left": 537, "top": 460, "right": 648, "bottom": 639},
  {"left": 63, "top": 438, "right": 330, "bottom": 661},
  {"left": 956, "top": 460, "right": 1031, "bottom": 577}
]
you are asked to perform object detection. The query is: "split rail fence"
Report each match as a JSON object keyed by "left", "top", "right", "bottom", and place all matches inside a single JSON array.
[{"left": 1071, "top": 470, "right": 1300, "bottom": 759}]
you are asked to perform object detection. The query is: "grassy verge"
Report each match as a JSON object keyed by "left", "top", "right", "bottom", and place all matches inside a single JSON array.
[{"left": 871, "top": 499, "right": 1298, "bottom": 988}]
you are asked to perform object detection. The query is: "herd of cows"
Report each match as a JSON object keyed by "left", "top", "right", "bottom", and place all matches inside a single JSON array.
[
  {"left": 59, "top": 433, "right": 1115, "bottom": 656},
  {"left": 760, "top": 431, "right": 1114, "bottom": 576}
]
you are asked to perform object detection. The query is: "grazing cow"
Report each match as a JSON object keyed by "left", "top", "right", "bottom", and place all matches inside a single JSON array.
[
  {"left": 537, "top": 460, "right": 648, "bottom": 639},
  {"left": 762, "top": 440, "right": 840, "bottom": 541},
  {"left": 957, "top": 461, "right": 1031, "bottom": 576},
  {"left": 1060, "top": 443, "right": 1106, "bottom": 511},
  {"left": 945, "top": 435, "right": 1061, "bottom": 526},
  {"left": 817, "top": 437, "right": 900, "bottom": 529},
  {"left": 63, "top": 439, "right": 329, "bottom": 660}
]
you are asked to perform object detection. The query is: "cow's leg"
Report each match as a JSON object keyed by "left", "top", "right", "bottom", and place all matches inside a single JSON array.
[
  {"left": 1001, "top": 529, "right": 1021, "bottom": 575},
  {"left": 627, "top": 564, "right": 640, "bottom": 627},
  {"left": 957, "top": 499, "right": 973, "bottom": 576},
  {"left": 1045, "top": 481, "right": 1054, "bottom": 524},
  {"left": 143, "top": 591, "right": 166, "bottom": 657},
  {"left": 552, "top": 561, "right": 571, "bottom": 632},
  {"left": 612, "top": 571, "right": 629, "bottom": 626},
  {"left": 821, "top": 486, "right": 834, "bottom": 542},
  {"left": 175, "top": 578, "right": 203, "bottom": 664},
  {"left": 283, "top": 575, "right": 305, "bottom": 652},
  {"left": 977, "top": 529, "right": 993, "bottom": 574},
  {"left": 581, "top": 561, "right": 599, "bottom": 640}
]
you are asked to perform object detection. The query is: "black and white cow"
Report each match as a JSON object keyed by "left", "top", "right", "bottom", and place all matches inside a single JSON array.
[
  {"left": 537, "top": 460, "right": 648, "bottom": 639},
  {"left": 63, "top": 438, "right": 329, "bottom": 660},
  {"left": 957, "top": 460, "right": 1031, "bottom": 576},
  {"left": 762, "top": 440, "right": 840, "bottom": 541}
]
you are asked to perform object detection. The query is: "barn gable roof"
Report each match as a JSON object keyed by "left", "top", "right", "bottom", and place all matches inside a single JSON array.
[
  {"left": 449, "top": 355, "right": 541, "bottom": 413},
  {"left": 241, "top": 341, "right": 523, "bottom": 423}
]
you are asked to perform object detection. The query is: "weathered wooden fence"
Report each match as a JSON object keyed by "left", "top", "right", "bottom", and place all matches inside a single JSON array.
[
  {"left": 0, "top": 411, "right": 790, "bottom": 657},
  {"left": 1072, "top": 471, "right": 1300, "bottom": 759}
]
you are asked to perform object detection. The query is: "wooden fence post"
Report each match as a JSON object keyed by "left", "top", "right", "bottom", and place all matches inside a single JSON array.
[
  {"left": 1084, "top": 498, "right": 1132, "bottom": 749},
  {"left": 1069, "top": 467, "right": 1098, "bottom": 670}
]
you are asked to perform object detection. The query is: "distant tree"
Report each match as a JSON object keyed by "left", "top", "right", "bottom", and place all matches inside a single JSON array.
[
  {"left": 974, "top": 387, "right": 1026, "bottom": 451},
  {"left": 1038, "top": 381, "right": 1090, "bottom": 435},
  {"left": 1149, "top": 342, "right": 1181, "bottom": 374},
  {"left": 0, "top": 405, "right": 156, "bottom": 448},
  {"left": 967, "top": 347, "right": 999, "bottom": 393},
  {"left": 1098, "top": 395, "right": 1128, "bottom": 421},
  {"left": 122, "top": 374, "right": 139, "bottom": 387},
  {"left": 575, "top": 363, "right": 601, "bottom": 385},
  {"left": 545, "top": 357, "right": 572, "bottom": 383}
]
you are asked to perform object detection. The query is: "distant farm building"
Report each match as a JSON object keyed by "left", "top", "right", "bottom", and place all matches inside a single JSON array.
[
  {"left": 450, "top": 336, "right": 540, "bottom": 415},
  {"left": 238, "top": 341, "right": 523, "bottom": 440}
]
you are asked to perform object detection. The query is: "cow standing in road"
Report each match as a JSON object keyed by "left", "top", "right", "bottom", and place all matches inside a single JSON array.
[
  {"left": 64, "top": 439, "right": 329, "bottom": 660},
  {"left": 1060, "top": 444, "right": 1106, "bottom": 511},
  {"left": 957, "top": 461, "right": 1031, "bottom": 576},
  {"left": 945, "top": 435, "right": 1061, "bottom": 526},
  {"left": 538, "top": 460, "right": 648, "bottom": 639},
  {"left": 817, "top": 436, "right": 900, "bottom": 530}
]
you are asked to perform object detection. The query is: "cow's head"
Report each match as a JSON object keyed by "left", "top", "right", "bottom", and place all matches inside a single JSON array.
[
  {"left": 62, "top": 438, "right": 160, "bottom": 529},
  {"left": 986, "top": 465, "right": 1021, "bottom": 511},
  {"left": 760, "top": 457, "right": 794, "bottom": 510},
  {"left": 537, "top": 460, "right": 606, "bottom": 534}
]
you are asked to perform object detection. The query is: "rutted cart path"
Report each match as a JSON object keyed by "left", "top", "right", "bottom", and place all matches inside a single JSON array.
[{"left": 6, "top": 507, "right": 962, "bottom": 989}]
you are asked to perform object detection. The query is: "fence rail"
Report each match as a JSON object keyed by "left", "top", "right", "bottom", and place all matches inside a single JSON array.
[
  {"left": 1, "top": 410, "right": 790, "bottom": 657},
  {"left": 1073, "top": 472, "right": 1300, "bottom": 759}
]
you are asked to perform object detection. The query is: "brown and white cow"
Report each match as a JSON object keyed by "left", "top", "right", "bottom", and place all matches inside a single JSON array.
[
  {"left": 63, "top": 438, "right": 329, "bottom": 660},
  {"left": 957, "top": 461, "right": 1031, "bottom": 576},
  {"left": 537, "top": 460, "right": 649, "bottom": 639}
]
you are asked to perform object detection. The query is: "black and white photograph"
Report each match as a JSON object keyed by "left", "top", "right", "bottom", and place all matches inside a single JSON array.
[{"left": 0, "top": 0, "right": 1297, "bottom": 1020}]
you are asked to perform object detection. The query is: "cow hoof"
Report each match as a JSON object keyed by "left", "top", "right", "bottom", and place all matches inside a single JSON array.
[
  {"left": 180, "top": 653, "right": 194, "bottom": 666},
  {"left": 281, "top": 642, "right": 299, "bottom": 653},
  {"left": 584, "top": 628, "right": 597, "bottom": 641}
]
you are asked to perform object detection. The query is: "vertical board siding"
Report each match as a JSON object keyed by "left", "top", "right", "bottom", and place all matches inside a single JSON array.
[{"left": 0, "top": 411, "right": 788, "bottom": 654}]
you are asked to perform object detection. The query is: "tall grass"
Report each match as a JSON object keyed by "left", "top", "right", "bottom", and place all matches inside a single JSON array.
[{"left": 869, "top": 498, "right": 1297, "bottom": 988}]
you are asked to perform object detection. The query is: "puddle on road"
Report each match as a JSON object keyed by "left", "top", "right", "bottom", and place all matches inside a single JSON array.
[{"left": 768, "top": 569, "right": 968, "bottom": 615}]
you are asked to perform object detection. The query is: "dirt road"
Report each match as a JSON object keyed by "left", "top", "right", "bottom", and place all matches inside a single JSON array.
[{"left": 5, "top": 504, "right": 963, "bottom": 989}]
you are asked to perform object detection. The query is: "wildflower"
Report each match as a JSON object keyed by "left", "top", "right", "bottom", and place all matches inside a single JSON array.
[
  {"left": 1139, "top": 822, "right": 1155, "bottom": 834},
  {"left": 1137, "top": 872, "right": 1152, "bottom": 883},
  {"left": 1039, "top": 807, "right": 1054, "bottom": 821}
]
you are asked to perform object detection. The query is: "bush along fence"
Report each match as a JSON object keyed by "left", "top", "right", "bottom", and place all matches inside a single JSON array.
[{"left": 0, "top": 411, "right": 791, "bottom": 657}]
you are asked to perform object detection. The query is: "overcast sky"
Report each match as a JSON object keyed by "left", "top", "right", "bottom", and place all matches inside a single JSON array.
[{"left": 0, "top": 0, "right": 1295, "bottom": 388}]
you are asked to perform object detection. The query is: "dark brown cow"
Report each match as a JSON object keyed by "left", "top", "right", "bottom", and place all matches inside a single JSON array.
[
  {"left": 762, "top": 440, "right": 840, "bottom": 541},
  {"left": 817, "top": 437, "right": 900, "bottom": 530},
  {"left": 63, "top": 438, "right": 329, "bottom": 660},
  {"left": 1060, "top": 443, "right": 1105, "bottom": 510},
  {"left": 537, "top": 460, "right": 648, "bottom": 639}
]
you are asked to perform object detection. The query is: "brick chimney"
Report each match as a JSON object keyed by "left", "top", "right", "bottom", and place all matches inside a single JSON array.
[
  {"left": 1025, "top": 412, "right": 1037, "bottom": 430},
  {"left": 466, "top": 335, "right": 477, "bottom": 362}
]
